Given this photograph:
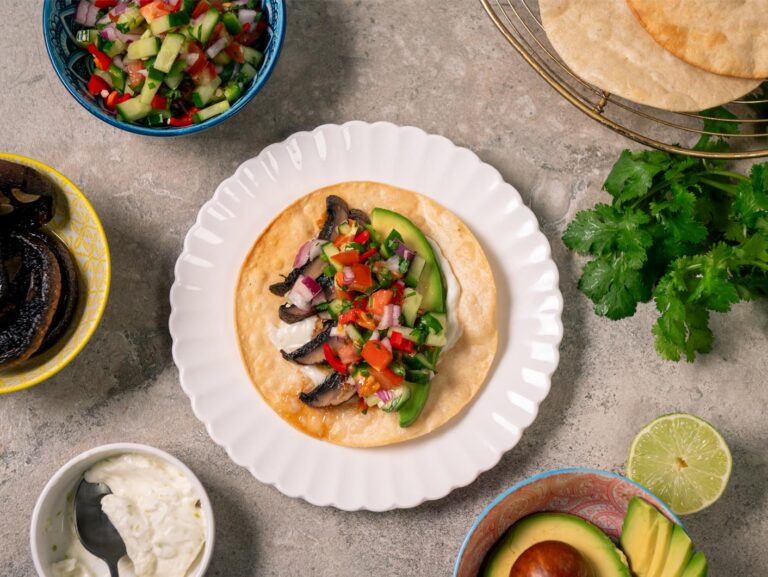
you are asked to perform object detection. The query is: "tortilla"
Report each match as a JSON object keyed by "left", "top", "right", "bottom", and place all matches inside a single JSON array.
[
  {"left": 235, "top": 182, "right": 497, "bottom": 447},
  {"left": 627, "top": 0, "right": 768, "bottom": 80},
  {"left": 539, "top": 0, "right": 761, "bottom": 111}
]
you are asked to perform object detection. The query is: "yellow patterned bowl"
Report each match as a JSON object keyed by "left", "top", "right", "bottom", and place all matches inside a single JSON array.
[{"left": 0, "top": 153, "right": 110, "bottom": 393}]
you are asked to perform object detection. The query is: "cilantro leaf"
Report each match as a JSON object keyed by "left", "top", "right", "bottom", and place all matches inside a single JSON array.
[
  {"left": 603, "top": 149, "right": 672, "bottom": 206},
  {"left": 653, "top": 273, "right": 713, "bottom": 362},
  {"left": 578, "top": 256, "right": 651, "bottom": 320},
  {"left": 731, "top": 164, "right": 768, "bottom": 229},
  {"left": 562, "top": 204, "right": 652, "bottom": 267}
]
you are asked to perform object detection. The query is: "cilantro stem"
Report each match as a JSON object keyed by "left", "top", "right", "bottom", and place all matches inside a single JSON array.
[
  {"left": 706, "top": 170, "right": 749, "bottom": 182},
  {"left": 699, "top": 177, "right": 739, "bottom": 195}
]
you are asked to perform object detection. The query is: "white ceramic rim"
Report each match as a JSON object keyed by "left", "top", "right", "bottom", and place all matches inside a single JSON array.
[
  {"left": 170, "top": 121, "right": 564, "bottom": 511},
  {"left": 29, "top": 442, "right": 215, "bottom": 577}
]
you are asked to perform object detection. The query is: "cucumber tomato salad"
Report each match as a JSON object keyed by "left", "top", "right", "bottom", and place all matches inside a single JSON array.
[
  {"left": 270, "top": 196, "right": 455, "bottom": 428},
  {"left": 73, "top": 0, "right": 268, "bottom": 127}
]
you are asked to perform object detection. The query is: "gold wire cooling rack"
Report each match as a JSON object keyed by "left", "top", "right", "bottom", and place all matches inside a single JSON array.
[{"left": 480, "top": 0, "right": 768, "bottom": 159}]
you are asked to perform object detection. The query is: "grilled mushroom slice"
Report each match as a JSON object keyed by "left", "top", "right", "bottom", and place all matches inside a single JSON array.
[
  {"left": 0, "top": 242, "right": 8, "bottom": 304},
  {"left": 0, "top": 160, "right": 55, "bottom": 232},
  {"left": 30, "top": 231, "right": 79, "bottom": 354},
  {"left": 348, "top": 208, "right": 370, "bottom": 225},
  {"left": 278, "top": 304, "right": 318, "bottom": 324},
  {"left": 318, "top": 195, "right": 350, "bottom": 241},
  {"left": 269, "top": 254, "right": 327, "bottom": 296},
  {"left": 0, "top": 233, "right": 62, "bottom": 368},
  {"left": 281, "top": 320, "right": 333, "bottom": 364},
  {"left": 299, "top": 371, "right": 356, "bottom": 407}
]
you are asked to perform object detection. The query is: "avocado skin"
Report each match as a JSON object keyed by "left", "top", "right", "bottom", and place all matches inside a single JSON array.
[
  {"left": 370, "top": 208, "right": 445, "bottom": 313},
  {"left": 483, "top": 512, "right": 631, "bottom": 577}
]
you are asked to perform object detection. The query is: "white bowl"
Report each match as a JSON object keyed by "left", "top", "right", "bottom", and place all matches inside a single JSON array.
[{"left": 30, "top": 443, "right": 215, "bottom": 577}]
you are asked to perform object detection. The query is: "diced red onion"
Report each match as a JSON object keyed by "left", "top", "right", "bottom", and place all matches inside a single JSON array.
[
  {"left": 380, "top": 337, "right": 392, "bottom": 352},
  {"left": 370, "top": 329, "right": 380, "bottom": 341},
  {"left": 287, "top": 275, "right": 319, "bottom": 310},
  {"left": 342, "top": 266, "right": 355, "bottom": 285},
  {"left": 396, "top": 244, "right": 415, "bottom": 261},
  {"left": 206, "top": 36, "right": 229, "bottom": 59},
  {"left": 301, "top": 276, "right": 322, "bottom": 296},
  {"left": 392, "top": 305, "right": 401, "bottom": 327},
  {"left": 100, "top": 89, "right": 110, "bottom": 98},
  {"left": 83, "top": 2, "right": 99, "bottom": 26},
  {"left": 113, "top": 1, "right": 129, "bottom": 15},
  {"left": 75, "top": 0, "right": 90, "bottom": 25},
  {"left": 384, "top": 256, "right": 401, "bottom": 273},
  {"left": 100, "top": 24, "right": 118, "bottom": 42},
  {"left": 330, "top": 325, "right": 343, "bottom": 338},
  {"left": 112, "top": 55, "right": 126, "bottom": 70},
  {"left": 138, "top": 69, "right": 149, "bottom": 78},
  {"left": 117, "top": 31, "right": 140, "bottom": 43},
  {"left": 293, "top": 239, "right": 324, "bottom": 269},
  {"left": 238, "top": 8, "right": 258, "bottom": 25},
  {"left": 310, "top": 292, "right": 327, "bottom": 307},
  {"left": 376, "top": 389, "right": 394, "bottom": 402},
  {"left": 185, "top": 53, "right": 200, "bottom": 69},
  {"left": 377, "top": 304, "right": 395, "bottom": 330}
]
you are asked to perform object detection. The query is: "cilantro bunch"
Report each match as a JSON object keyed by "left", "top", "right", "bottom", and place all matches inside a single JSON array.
[{"left": 563, "top": 138, "right": 768, "bottom": 362}]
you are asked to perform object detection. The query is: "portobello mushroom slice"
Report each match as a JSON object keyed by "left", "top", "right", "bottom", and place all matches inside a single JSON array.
[
  {"left": 299, "top": 371, "right": 356, "bottom": 407},
  {"left": 30, "top": 231, "right": 80, "bottom": 354},
  {"left": 278, "top": 303, "right": 318, "bottom": 324},
  {"left": 318, "top": 195, "right": 350, "bottom": 241},
  {"left": 269, "top": 254, "right": 327, "bottom": 297},
  {"left": 0, "top": 233, "right": 62, "bottom": 369},
  {"left": 348, "top": 208, "right": 370, "bottom": 225},
  {"left": 0, "top": 160, "right": 55, "bottom": 232},
  {"left": 281, "top": 320, "right": 333, "bottom": 364}
]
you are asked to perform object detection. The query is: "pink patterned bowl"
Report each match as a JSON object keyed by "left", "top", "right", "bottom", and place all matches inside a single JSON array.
[{"left": 453, "top": 468, "right": 682, "bottom": 577}]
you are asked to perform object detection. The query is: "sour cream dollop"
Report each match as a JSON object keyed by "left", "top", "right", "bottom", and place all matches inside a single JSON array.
[{"left": 51, "top": 454, "right": 206, "bottom": 577}]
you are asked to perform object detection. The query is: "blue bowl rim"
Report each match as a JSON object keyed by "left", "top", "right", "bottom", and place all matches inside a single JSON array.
[
  {"left": 452, "top": 467, "right": 684, "bottom": 577},
  {"left": 42, "top": 0, "right": 286, "bottom": 137}
]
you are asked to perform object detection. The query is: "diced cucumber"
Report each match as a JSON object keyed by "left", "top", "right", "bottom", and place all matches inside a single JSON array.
[
  {"left": 192, "top": 76, "right": 222, "bottom": 107},
  {"left": 140, "top": 28, "right": 153, "bottom": 40},
  {"left": 116, "top": 6, "right": 144, "bottom": 33},
  {"left": 192, "top": 99, "right": 230, "bottom": 123},
  {"left": 180, "top": 0, "right": 197, "bottom": 12},
  {"left": 401, "top": 289, "right": 422, "bottom": 327},
  {"left": 126, "top": 36, "right": 160, "bottom": 60},
  {"left": 212, "top": 51, "right": 232, "bottom": 65},
  {"left": 222, "top": 11, "right": 243, "bottom": 35},
  {"left": 108, "top": 64, "right": 126, "bottom": 92},
  {"left": 75, "top": 29, "right": 99, "bottom": 48},
  {"left": 242, "top": 46, "right": 264, "bottom": 68},
  {"left": 223, "top": 82, "right": 242, "bottom": 103},
  {"left": 405, "top": 254, "right": 426, "bottom": 288},
  {"left": 93, "top": 69, "right": 113, "bottom": 88},
  {"left": 403, "top": 352, "right": 437, "bottom": 371},
  {"left": 154, "top": 33, "right": 185, "bottom": 73},
  {"left": 327, "top": 300, "right": 344, "bottom": 319},
  {"left": 321, "top": 243, "right": 342, "bottom": 270},
  {"left": 405, "top": 369, "right": 432, "bottom": 385},
  {"left": 116, "top": 96, "right": 151, "bottom": 122},
  {"left": 102, "top": 39, "right": 126, "bottom": 58},
  {"left": 391, "top": 327, "right": 418, "bottom": 342},
  {"left": 189, "top": 9, "right": 220, "bottom": 44},
  {"left": 138, "top": 68, "right": 165, "bottom": 105},
  {"left": 337, "top": 221, "right": 358, "bottom": 236},
  {"left": 145, "top": 112, "right": 166, "bottom": 126},
  {"left": 425, "top": 331, "right": 447, "bottom": 347},
  {"left": 346, "top": 325, "right": 365, "bottom": 348},
  {"left": 150, "top": 11, "right": 191, "bottom": 35},
  {"left": 164, "top": 73, "right": 183, "bottom": 90},
  {"left": 239, "top": 62, "right": 258, "bottom": 83}
]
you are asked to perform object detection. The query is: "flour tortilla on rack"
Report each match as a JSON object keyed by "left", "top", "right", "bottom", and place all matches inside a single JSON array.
[
  {"left": 627, "top": 0, "right": 768, "bottom": 80},
  {"left": 538, "top": 0, "right": 761, "bottom": 111},
  {"left": 235, "top": 182, "right": 497, "bottom": 448}
]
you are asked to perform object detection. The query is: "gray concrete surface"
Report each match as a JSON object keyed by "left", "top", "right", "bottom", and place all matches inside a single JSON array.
[{"left": 1, "top": 1, "right": 766, "bottom": 575}]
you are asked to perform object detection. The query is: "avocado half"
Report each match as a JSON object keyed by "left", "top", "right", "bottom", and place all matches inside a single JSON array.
[{"left": 483, "top": 512, "right": 631, "bottom": 577}]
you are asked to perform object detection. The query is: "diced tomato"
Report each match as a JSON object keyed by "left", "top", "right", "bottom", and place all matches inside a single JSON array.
[
  {"left": 369, "top": 289, "right": 393, "bottom": 316},
  {"left": 354, "top": 229, "right": 371, "bottom": 244},
  {"left": 323, "top": 343, "right": 347, "bottom": 374},
  {"left": 126, "top": 60, "right": 145, "bottom": 88},
  {"left": 105, "top": 90, "right": 119, "bottom": 109},
  {"left": 191, "top": 0, "right": 210, "bottom": 18},
  {"left": 235, "top": 17, "right": 267, "bottom": 46},
  {"left": 169, "top": 116, "right": 194, "bottom": 127},
  {"left": 353, "top": 296, "right": 368, "bottom": 312},
  {"left": 337, "top": 343, "right": 361, "bottom": 365},
  {"left": 186, "top": 42, "right": 210, "bottom": 76},
  {"left": 331, "top": 250, "right": 360, "bottom": 266},
  {"left": 224, "top": 42, "right": 246, "bottom": 64},
  {"left": 362, "top": 340, "right": 393, "bottom": 371},
  {"left": 95, "top": 0, "right": 118, "bottom": 8},
  {"left": 172, "top": 0, "right": 183, "bottom": 11},
  {"left": 368, "top": 367, "right": 404, "bottom": 390},
  {"left": 359, "top": 248, "right": 377, "bottom": 262},
  {"left": 338, "top": 309, "right": 358, "bottom": 326},
  {"left": 391, "top": 281, "right": 405, "bottom": 305},
  {"left": 335, "top": 271, "right": 347, "bottom": 289},
  {"left": 349, "top": 264, "right": 372, "bottom": 292},
  {"left": 87, "top": 74, "right": 110, "bottom": 96},
  {"left": 333, "top": 233, "right": 354, "bottom": 249},
  {"left": 87, "top": 44, "right": 111, "bottom": 71},
  {"left": 390, "top": 331, "right": 415, "bottom": 353},
  {"left": 140, "top": 0, "right": 172, "bottom": 22},
  {"left": 207, "top": 22, "right": 226, "bottom": 47},
  {"left": 336, "top": 288, "right": 354, "bottom": 301},
  {"left": 151, "top": 95, "right": 168, "bottom": 109},
  {"left": 192, "top": 62, "right": 218, "bottom": 85},
  {"left": 139, "top": 0, "right": 155, "bottom": 6}
]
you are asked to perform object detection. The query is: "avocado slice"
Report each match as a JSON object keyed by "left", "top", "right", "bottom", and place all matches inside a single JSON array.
[
  {"left": 483, "top": 512, "right": 631, "bottom": 577},
  {"left": 621, "top": 497, "right": 659, "bottom": 576},
  {"left": 370, "top": 208, "right": 445, "bottom": 313},
  {"left": 681, "top": 552, "right": 708, "bottom": 577},
  {"left": 659, "top": 525, "right": 694, "bottom": 577},
  {"left": 647, "top": 514, "right": 674, "bottom": 577}
]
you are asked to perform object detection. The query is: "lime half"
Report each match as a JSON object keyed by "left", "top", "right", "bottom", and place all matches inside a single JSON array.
[{"left": 627, "top": 413, "right": 732, "bottom": 515}]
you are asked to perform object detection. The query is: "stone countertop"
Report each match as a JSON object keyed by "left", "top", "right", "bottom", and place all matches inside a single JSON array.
[{"left": 1, "top": 1, "right": 766, "bottom": 575}]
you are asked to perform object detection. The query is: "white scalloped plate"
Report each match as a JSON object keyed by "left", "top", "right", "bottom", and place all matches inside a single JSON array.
[{"left": 169, "top": 122, "right": 563, "bottom": 511}]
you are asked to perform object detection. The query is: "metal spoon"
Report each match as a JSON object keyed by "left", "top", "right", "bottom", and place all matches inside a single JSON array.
[{"left": 74, "top": 479, "right": 127, "bottom": 577}]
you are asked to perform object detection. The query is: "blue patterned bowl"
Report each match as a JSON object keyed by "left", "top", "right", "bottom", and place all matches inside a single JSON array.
[{"left": 42, "top": 0, "right": 286, "bottom": 137}]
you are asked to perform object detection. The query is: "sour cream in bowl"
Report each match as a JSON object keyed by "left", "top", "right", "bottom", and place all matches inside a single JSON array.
[{"left": 31, "top": 444, "right": 214, "bottom": 577}]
